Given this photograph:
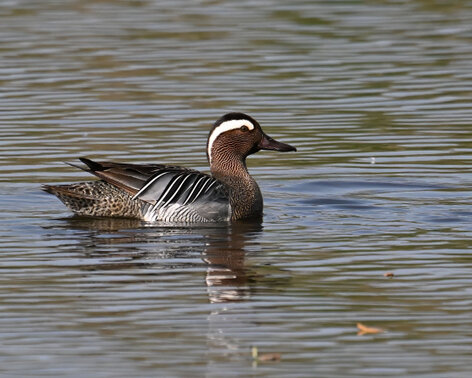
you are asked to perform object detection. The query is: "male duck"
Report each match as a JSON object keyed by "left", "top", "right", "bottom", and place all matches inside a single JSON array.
[{"left": 43, "top": 113, "right": 296, "bottom": 222}]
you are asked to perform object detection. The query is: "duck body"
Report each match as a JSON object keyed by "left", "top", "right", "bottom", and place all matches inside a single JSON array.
[
  {"left": 44, "top": 161, "right": 231, "bottom": 222},
  {"left": 43, "top": 113, "right": 296, "bottom": 223}
]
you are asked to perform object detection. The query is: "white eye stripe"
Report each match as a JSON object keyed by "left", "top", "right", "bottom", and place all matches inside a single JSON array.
[{"left": 207, "top": 119, "right": 255, "bottom": 164}]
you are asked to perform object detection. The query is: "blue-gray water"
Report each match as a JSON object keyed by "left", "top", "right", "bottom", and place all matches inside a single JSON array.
[{"left": 1, "top": 1, "right": 472, "bottom": 377}]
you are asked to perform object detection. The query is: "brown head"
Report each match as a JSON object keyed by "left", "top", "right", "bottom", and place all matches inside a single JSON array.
[{"left": 206, "top": 112, "right": 296, "bottom": 172}]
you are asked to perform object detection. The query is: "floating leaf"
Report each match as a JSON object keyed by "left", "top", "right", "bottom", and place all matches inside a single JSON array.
[
  {"left": 357, "top": 322, "right": 384, "bottom": 335},
  {"left": 258, "top": 353, "right": 281, "bottom": 362},
  {"left": 251, "top": 346, "right": 281, "bottom": 362}
]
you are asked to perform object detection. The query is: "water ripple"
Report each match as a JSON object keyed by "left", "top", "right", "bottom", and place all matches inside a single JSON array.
[{"left": 1, "top": 0, "right": 472, "bottom": 376}]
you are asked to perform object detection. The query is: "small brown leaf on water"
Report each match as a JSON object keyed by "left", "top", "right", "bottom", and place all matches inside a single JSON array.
[
  {"left": 357, "top": 322, "right": 384, "bottom": 336},
  {"left": 258, "top": 353, "right": 281, "bottom": 362},
  {"left": 251, "top": 346, "right": 281, "bottom": 362},
  {"left": 384, "top": 272, "right": 395, "bottom": 278}
]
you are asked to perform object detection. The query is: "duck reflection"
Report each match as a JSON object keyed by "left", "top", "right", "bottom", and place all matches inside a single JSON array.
[
  {"left": 46, "top": 216, "right": 266, "bottom": 367},
  {"left": 202, "top": 221, "right": 262, "bottom": 303},
  {"left": 50, "top": 216, "right": 263, "bottom": 302}
]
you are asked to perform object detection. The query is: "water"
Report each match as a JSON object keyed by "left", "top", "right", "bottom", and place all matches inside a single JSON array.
[{"left": 1, "top": 0, "right": 472, "bottom": 376}]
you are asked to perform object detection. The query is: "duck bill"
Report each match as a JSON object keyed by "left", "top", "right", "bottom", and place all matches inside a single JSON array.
[{"left": 258, "top": 133, "right": 297, "bottom": 152}]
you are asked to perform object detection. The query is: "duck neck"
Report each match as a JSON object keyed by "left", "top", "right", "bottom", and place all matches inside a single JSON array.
[{"left": 210, "top": 156, "right": 263, "bottom": 220}]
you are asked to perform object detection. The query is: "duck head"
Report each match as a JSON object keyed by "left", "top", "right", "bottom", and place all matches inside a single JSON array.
[{"left": 207, "top": 112, "right": 296, "bottom": 167}]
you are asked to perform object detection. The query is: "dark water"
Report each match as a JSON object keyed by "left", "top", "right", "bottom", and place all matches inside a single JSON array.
[{"left": 1, "top": 0, "right": 472, "bottom": 376}]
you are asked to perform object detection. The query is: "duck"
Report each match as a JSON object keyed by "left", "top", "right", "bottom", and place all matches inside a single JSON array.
[{"left": 43, "top": 112, "right": 296, "bottom": 223}]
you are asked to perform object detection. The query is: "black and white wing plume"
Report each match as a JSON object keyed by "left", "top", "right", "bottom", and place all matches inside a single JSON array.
[
  {"left": 134, "top": 168, "right": 230, "bottom": 222},
  {"left": 79, "top": 158, "right": 231, "bottom": 223}
]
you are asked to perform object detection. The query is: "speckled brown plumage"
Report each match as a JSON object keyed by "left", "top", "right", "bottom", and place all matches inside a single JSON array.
[{"left": 43, "top": 181, "right": 142, "bottom": 218}]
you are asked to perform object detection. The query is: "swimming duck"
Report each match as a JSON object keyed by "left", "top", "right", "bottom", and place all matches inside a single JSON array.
[{"left": 43, "top": 112, "right": 296, "bottom": 222}]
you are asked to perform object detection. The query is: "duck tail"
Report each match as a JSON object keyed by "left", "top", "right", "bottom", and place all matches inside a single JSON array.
[{"left": 42, "top": 183, "right": 99, "bottom": 216}]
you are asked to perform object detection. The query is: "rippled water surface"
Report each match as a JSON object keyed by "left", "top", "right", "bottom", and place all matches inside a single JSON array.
[{"left": 1, "top": 0, "right": 472, "bottom": 376}]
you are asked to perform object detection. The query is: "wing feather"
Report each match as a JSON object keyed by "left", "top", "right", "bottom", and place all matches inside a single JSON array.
[{"left": 75, "top": 158, "right": 230, "bottom": 222}]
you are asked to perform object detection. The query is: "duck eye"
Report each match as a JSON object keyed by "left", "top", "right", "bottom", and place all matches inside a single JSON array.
[{"left": 240, "top": 125, "right": 249, "bottom": 132}]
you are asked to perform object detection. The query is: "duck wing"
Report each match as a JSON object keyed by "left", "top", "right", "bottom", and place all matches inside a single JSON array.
[
  {"left": 78, "top": 158, "right": 231, "bottom": 222},
  {"left": 77, "top": 157, "right": 193, "bottom": 195}
]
